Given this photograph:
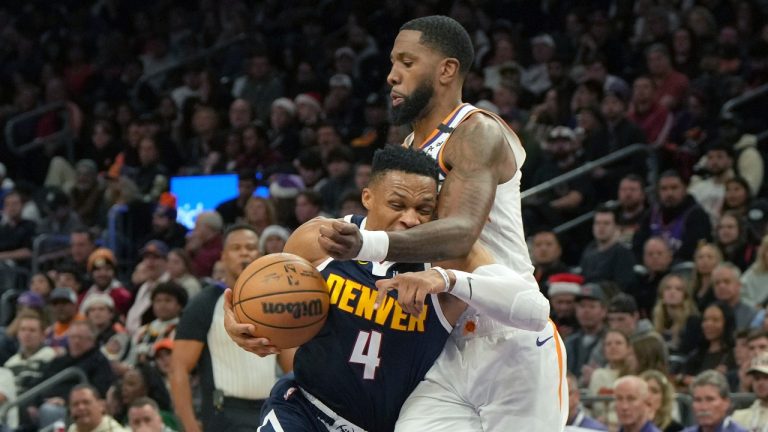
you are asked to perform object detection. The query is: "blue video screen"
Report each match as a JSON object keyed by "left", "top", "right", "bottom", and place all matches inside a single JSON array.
[{"left": 170, "top": 174, "right": 270, "bottom": 229}]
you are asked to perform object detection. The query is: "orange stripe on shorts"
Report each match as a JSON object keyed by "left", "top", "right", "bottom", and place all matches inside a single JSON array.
[{"left": 550, "top": 319, "right": 565, "bottom": 411}]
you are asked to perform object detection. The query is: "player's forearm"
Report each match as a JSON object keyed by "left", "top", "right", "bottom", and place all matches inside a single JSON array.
[
  {"left": 448, "top": 264, "right": 549, "bottom": 331},
  {"left": 170, "top": 370, "right": 200, "bottom": 432},
  {"left": 384, "top": 218, "right": 476, "bottom": 262}
]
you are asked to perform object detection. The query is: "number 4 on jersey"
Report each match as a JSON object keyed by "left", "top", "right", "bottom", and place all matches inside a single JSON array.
[{"left": 350, "top": 330, "right": 382, "bottom": 379}]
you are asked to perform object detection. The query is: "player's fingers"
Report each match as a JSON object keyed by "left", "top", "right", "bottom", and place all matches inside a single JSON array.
[
  {"left": 332, "top": 220, "right": 358, "bottom": 235},
  {"left": 374, "top": 279, "right": 395, "bottom": 309},
  {"left": 398, "top": 284, "right": 417, "bottom": 315},
  {"left": 413, "top": 286, "right": 427, "bottom": 316},
  {"left": 317, "top": 234, "right": 342, "bottom": 256}
]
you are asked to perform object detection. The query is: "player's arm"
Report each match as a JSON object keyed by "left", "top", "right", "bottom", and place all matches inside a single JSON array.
[
  {"left": 170, "top": 340, "right": 204, "bottom": 432},
  {"left": 284, "top": 217, "right": 336, "bottom": 266},
  {"left": 319, "top": 115, "right": 510, "bottom": 262}
]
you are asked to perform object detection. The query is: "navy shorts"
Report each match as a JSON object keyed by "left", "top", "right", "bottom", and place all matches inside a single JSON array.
[{"left": 256, "top": 377, "right": 334, "bottom": 432}]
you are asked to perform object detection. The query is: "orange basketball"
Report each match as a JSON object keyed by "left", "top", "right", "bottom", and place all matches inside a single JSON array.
[{"left": 232, "top": 253, "right": 329, "bottom": 349}]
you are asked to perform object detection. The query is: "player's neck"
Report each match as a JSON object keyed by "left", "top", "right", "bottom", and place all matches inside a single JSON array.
[{"left": 411, "top": 96, "right": 463, "bottom": 145}]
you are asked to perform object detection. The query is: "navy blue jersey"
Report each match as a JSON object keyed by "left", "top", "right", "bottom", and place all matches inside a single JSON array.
[{"left": 293, "top": 216, "right": 452, "bottom": 432}]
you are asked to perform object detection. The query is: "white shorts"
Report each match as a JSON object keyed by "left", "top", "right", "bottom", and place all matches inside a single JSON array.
[{"left": 395, "top": 319, "right": 567, "bottom": 432}]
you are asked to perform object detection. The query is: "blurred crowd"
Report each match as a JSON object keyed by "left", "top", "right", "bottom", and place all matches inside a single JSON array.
[{"left": 1, "top": 0, "right": 768, "bottom": 431}]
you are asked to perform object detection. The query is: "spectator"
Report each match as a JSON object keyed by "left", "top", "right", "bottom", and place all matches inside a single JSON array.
[
  {"left": 633, "top": 237, "right": 674, "bottom": 316},
  {"left": 616, "top": 175, "right": 649, "bottom": 246},
  {"left": 566, "top": 283, "right": 608, "bottom": 381},
  {"left": 682, "top": 302, "right": 738, "bottom": 385},
  {"left": 130, "top": 136, "right": 169, "bottom": 204},
  {"left": 633, "top": 171, "right": 712, "bottom": 262},
  {"left": 231, "top": 51, "right": 284, "bottom": 124},
  {"left": 580, "top": 205, "right": 637, "bottom": 290},
  {"left": 81, "top": 248, "right": 132, "bottom": 317},
  {"left": 684, "top": 370, "right": 748, "bottom": 432},
  {"left": 215, "top": 170, "right": 257, "bottom": 226},
  {"left": 143, "top": 194, "right": 188, "bottom": 250},
  {"left": 116, "top": 364, "right": 173, "bottom": 426},
  {"left": 318, "top": 146, "right": 356, "bottom": 215},
  {"left": 151, "top": 339, "right": 173, "bottom": 392},
  {"left": 640, "top": 370, "right": 684, "bottom": 432},
  {"left": 338, "top": 190, "right": 366, "bottom": 219},
  {"left": 128, "top": 397, "right": 175, "bottom": 432},
  {"left": 65, "top": 229, "right": 98, "bottom": 276},
  {"left": 35, "top": 321, "right": 115, "bottom": 429},
  {"left": 742, "top": 236, "right": 768, "bottom": 306},
  {"left": 715, "top": 212, "right": 757, "bottom": 273},
  {"left": 712, "top": 263, "right": 757, "bottom": 330},
  {"left": 236, "top": 124, "right": 281, "bottom": 173},
  {"left": 267, "top": 97, "right": 300, "bottom": 160},
  {"left": 688, "top": 144, "right": 736, "bottom": 224},
  {"left": 722, "top": 177, "right": 768, "bottom": 242},
  {"left": 70, "top": 159, "right": 106, "bottom": 228},
  {"left": 45, "top": 288, "right": 84, "bottom": 351},
  {"left": 614, "top": 375, "right": 660, "bottom": 432},
  {"left": 55, "top": 263, "right": 86, "bottom": 299},
  {"left": 171, "top": 224, "right": 293, "bottom": 432},
  {"left": 258, "top": 225, "right": 290, "bottom": 256},
  {"left": 228, "top": 99, "right": 253, "bottom": 131},
  {"left": 599, "top": 91, "right": 648, "bottom": 193},
  {"left": 294, "top": 190, "right": 325, "bottom": 226},
  {"left": 566, "top": 372, "right": 608, "bottom": 430},
  {"left": 242, "top": 197, "right": 276, "bottom": 237},
  {"left": 166, "top": 249, "right": 201, "bottom": 299},
  {"left": 185, "top": 211, "right": 224, "bottom": 278},
  {"left": 323, "top": 74, "right": 363, "bottom": 141},
  {"left": 632, "top": 333, "right": 670, "bottom": 375},
  {"left": 652, "top": 274, "right": 700, "bottom": 354},
  {"left": 607, "top": 293, "right": 656, "bottom": 339},
  {"left": 29, "top": 272, "right": 55, "bottom": 300},
  {"left": 627, "top": 75, "right": 674, "bottom": 148},
  {"left": 588, "top": 329, "right": 634, "bottom": 424},
  {"left": 0, "top": 190, "right": 36, "bottom": 264},
  {"left": 126, "top": 241, "right": 170, "bottom": 335},
  {"left": 532, "top": 231, "right": 569, "bottom": 296},
  {"left": 548, "top": 273, "right": 583, "bottom": 338},
  {"left": 67, "top": 384, "right": 126, "bottom": 432},
  {"left": 732, "top": 351, "right": 768, "bottom": 429},
  {"left": 81, "top": 294, "right": 126, "bottom": 354},
  {"left": 0, "top": 366, "right": 17, "bottom": 430},
  {"left": 646, "top": 43, "right": 690, "bottom": 111},
  {"left": 131, "top": 282, "right": 186, "bottom": 365},
  {"left": 38, "top": 187, "right": 83, "bottom": 235},
  {"left": 522, "top": 34, "right": 555, "bottom": 96},
  {"left": 692, "top": 242, "right": 723, "bottom": 312}
]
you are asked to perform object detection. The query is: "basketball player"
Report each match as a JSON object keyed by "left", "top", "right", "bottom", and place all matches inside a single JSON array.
[
  {"left": 316, "top": 16, "right": 567, "bottom": 431},
  {"left": 223, "top": 146, "right": 550, "bottom": 432}
]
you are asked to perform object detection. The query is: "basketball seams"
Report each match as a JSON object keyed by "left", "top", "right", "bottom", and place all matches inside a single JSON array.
[
  {"left": 233, "top": 289, "right": 329, "bottom": 305},
  {"left": 236, "top": 256, "right": 319, "bottom": 303}
]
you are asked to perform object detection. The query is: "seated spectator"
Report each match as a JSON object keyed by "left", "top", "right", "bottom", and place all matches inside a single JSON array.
[
  {"left": 215, "top": 170, "right": 257, "bottom": 226},
  {"left": 580, "top": 205, "right": 637, "bottom": 290},
  {"left": 80, "top": 248, "right": 132, "bottom": 317},
  {"left": 116, "top": 364, "right": 173, "bottom": 426},
  {"left": 141, "top": 194, "right": 188, "bottom": 250},
  {"left": 614, "top": 375, "right": 660, "bottom": 432},
  {"left": 532, "top": 231, "right": 569, "bottom": 296},
  {"left": 67, "top": 228, "right": 97, "bottom": 276},
  {"left": 646, "top": 43, "right": 689, "bottom": 111},
  {"left": 45, "top": 288, "right": 84, "bottom": 352},
  {"left": 588, "top": 329, "right": 633, "bottom": 424},
  {"left": 294, "top": 190, "right": 326, "bottom": 226},
  {"left": 128, "top": 397, "right": 175, "bottom": 432},
  {"left": 627, "top": 75, "right": 673, "bottom": 148},
  {"left": 616, "top": 175, "right": 649, "bottom": 247},
  {"left": 55, "top": 262, "right": 87, "bottom": 301},
  {"left": 0, "top": 366, "right": 17, "bottom": 430},
  {"left": 185, "top": 211, "right": 223, "bottom": 278},
  {"left": 732, "top": 351, "right": 768, "bottom": 430},
  {"left": 338, "top": 189, "right": 366, "bottom": 218},
  {"left": 38, "top": 187, "right": 83, "bottom": 236},
  {"left": 641, "top": 370, "right": 684, "bottom": 432},
  {"left": 607, "top": 294, "right": 656, "bottom": 339},
  {"left": 691, "top": 242, "right": 723, "bottom": 312},
  {"left": 633, "top": 171, "right": 712, "bottom": 262},
  {"left": 34, "top": 321, "right": 115, "bottom": 429},
  {"left": 67, "top": 384, "right": 126, "bottom": 432},
  {"left": 652, "top": 274, "right": 700, "bottom": 354},
  {"left": 722, "top": 177, "right": 768, "bottom": 240},
  {"left": 0, "top": 190, "right": 36, "bottom": 264},
  {"left": 127, "top": 241, "right": 170, "bottom": 334},
  {"left": 81, "top": 294, "right": 126, "bottom": 356},
  {"left": 236, "top": 124, "right": 282, "bottom": 173},
  {"left": 318, "top": 146, "right": 356, "bottom": 215},
  {"left": 258, "top": 225, "right": 290, "bottom": 255},
  {"left": 151, "top": 339, "right": 173, "bottom": 393},
  {"left": 241, "top": 197, "right": 276, "bottom": 237},
  {"left": 28, "top": 271, "right": 55, "bottom": 301},
  {"left": 70, "top": 159, "right": 106, "bottom": 228},
  {"left": 0, "top": 293, "right": 46, "bottom": 364},
  {"left": 682, "top": 302, "right": 738, "bottom": 386},
  {"left": 632, "top": 333, "right": 670, "bottom": 376},
  {"left": 166, "top": 249, "right": 201, "bottom": 299},
  {"left": 741, "top": 235, "right": 768, "bottom": 306},
  {"left": 712, "top": 263, "right": 757, "bottom": 330},
  {"left": 633, "top": 237, "right": 674, "bottom": 316},
  {"left": 684, "top": 370, "right": 748, "bottom": 432},
  {"left": 566, "top": 372, "right": 608, "bottom": 430},
  {"left": 548, "top": 273, "right": 583, "bottom": 338},
  {"left": 131, "top": 282, "right": 186, "bottom": 365},
  {"left": 715, "top": 212, "right": 757, "bottom": 273},
  {"left": 566, "top": 283, "right": 608, "bottom": 382},
  {"left": 688, "top": 143, "right": 735, "bottom": 224},
  {"left": 734, "top": 330, "right": 753, "bottom": 393}
]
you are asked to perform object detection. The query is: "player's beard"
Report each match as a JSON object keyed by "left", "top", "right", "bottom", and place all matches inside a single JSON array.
[{"left": 389, "top": 79, "right": 434, "bottom": 126}]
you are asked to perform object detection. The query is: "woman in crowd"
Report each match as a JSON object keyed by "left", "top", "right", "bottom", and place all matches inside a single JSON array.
[
  {"left": 741, "top": 235, "right": 768, "bottom": 306},
  {"left": 588, "top": 329, "right": 633, "bottom": 423},
  {"left": 722, "top": 177, "right": 768, "bottom": 240},
  {"left": 167, "top": 248, "right": 201, "bottom": 299},
  {"left": 691, "top": 242, "right": 723, "bottom": 311},
  {"left": 641, "top": 370, "right": 684, "bottom": 432},
  {"left": 258, "top": 225, "right": 291, "bottom": 255},
  {"left": 631, "top": 333, "right": 669, "bottom": 375},
  {"left": 242, "top": 196, "right": 277, "bottom": 236},
  {"left": 681, "top": 301, "right": 738, "bottom": 386},
  {"left": 652, "top": 273, "right": 699, "bottom": 354},
  {"left": 714, "top": 211, "right": 757, "bottom": 272}
]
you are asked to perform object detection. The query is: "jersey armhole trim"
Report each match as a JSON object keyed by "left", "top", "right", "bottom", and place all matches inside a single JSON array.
[
  {"left": 429, "top": 293, "right": 454, "bottom": 333},
  {"left": 316, "top": 257, "right": 334, "bottom": 272}
]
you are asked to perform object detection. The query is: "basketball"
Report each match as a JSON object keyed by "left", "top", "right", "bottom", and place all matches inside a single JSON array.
[{"left": 232, "top": 253, "right": 329, "bottom": 349}]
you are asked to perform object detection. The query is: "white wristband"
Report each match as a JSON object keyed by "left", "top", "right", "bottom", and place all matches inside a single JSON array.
[
  {"left": 354, "top": 230, "right": 390, "bottom": 262},
  {"left": 430, "top": 266, "right": 451, "bottom": 292}
]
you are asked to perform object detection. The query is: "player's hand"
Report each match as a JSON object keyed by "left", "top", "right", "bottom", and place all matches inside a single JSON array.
[
  {"left": 374, "top": 269, "right": 449, "bottom": 316},
  {"left": 223, "top": 289, "right": 280, "bottom": 357},
  {"left": 317, "top": 220, "right": 362, "bottom": 260}
]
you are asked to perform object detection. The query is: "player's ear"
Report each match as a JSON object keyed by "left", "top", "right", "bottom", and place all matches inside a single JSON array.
[
  {"left": 361, "top": 188, "right": 373, "bottom": 211},
  {"left": 438, "top": 58, "right": 460, "bottom": 85}
]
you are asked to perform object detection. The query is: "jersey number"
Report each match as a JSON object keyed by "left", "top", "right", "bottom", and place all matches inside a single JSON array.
[{"left": 350, "top": 330, "right": 382, "bottom": 380}]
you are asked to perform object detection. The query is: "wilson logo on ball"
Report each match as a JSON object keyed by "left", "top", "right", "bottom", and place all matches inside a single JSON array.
[{"left": 262, "top": 300, "right": 325, "bottom": 319}]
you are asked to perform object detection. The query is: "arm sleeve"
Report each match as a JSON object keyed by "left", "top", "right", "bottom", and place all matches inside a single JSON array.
[
  {"left": 175, "top": 286, "right": 219, "bottom": 342},
  {"left": 448, "top": 264, "right": 549, "bottom": 332}
]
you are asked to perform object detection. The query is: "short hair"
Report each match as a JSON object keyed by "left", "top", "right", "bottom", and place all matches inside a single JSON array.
[
  {"left": 151, "top": 281, "right": 189, "bottom": 308},
  {"left": 70, "top": 383, "right": 101, "bottom": 400},
  {"left": 70, "top": 227, "right": 96, "bottom": 243},
  {"left": 714, "top": 261, "right": 742, "bottom": 279},
  {"left": 748, "top": 329, "right": 768, "bottom": 343},
  {"left": 196, "top": 211, "right": 224, "bottom": 233},
  {"left": 614, "top": 375, "right": 649, "bottom": 398},
  {"left": 658, "top": 169, "right": 686, "bottom": 185},
  {"left": 594, "top": 203, "right": 617, "bottom": 221},
  {"left": 68, "top": 320, "right": 97, "bottom": 338},
  {"left": 634, "top": 74, "right": 656, "bottom": 88},
  {"left": 16, "top": 310, "right": 47, "bottom": 330},
  {"left": 129, "top": 396, "right": 160, "bottom": 411},
  {"left": 690, "top": 369, "right": 730, "bottom": 398},
  {"left": 223, "top": 223, "right": 260, "bottom": 245},
  {"left": 296, "top": 190, "right": 323, "bottom": 207},
  {"left": 646, "top": 43, "right": 671, "bottom": 59},
  {"left": 620, "top": 174, "right": 645, "bottom": 187},
  {"left": 370, "top": 146, "right": 439, "bottom": 186},
  {"left": 400, "top": 15, "right": 475, "bottom": 75}
]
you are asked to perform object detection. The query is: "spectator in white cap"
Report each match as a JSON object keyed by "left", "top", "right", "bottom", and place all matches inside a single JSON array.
[
  {"left": 548, "top": 273, "right": 583, "bottom": 338},
  {"left": 522, "top": 34, "right": 555, "bottom": 95},
  {"left": 733, "top": 351, "right": 768, "bottom": 429},
  {"left": 294, "top": 93, "right": 324, "bottom": 128},
  {"left": 325, "top": 73, "right": 363, "bottom": 140},
  {"left": 259, "top": 225, "right": 291, "bottom": 255},
  {"left": 81, "top": 293, "right": 126, "bottom": 354},
  {"left": 269, "top": 97, "right": 301, "bottom": 160},
  {"left": 334, "top": 46, "right": 357, "bottom": 78}
]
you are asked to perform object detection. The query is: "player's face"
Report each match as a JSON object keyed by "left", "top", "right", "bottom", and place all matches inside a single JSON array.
[
  {"left": 388, "top": 30, "right": 442, "bottom": 125},
  {"left": 362, "top": 171, "right": 437, "bottom": 232},
  {"left": 222, "top": 229, "right": 262, "bottom": 280}
]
